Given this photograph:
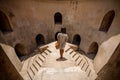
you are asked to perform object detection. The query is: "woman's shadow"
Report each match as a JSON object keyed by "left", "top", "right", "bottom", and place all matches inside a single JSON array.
[{"left": 56, "top": 57, "right": 67, "bottom": 61}]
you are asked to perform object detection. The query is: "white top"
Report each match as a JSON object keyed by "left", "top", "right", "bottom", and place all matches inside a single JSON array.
[{"left": 57, "top": 33, "right": 68, "bottom": 49}]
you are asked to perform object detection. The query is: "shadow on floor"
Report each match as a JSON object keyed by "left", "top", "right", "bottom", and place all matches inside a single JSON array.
[{"left": 56, "top": 57, "right": 67, "bottom": 61}]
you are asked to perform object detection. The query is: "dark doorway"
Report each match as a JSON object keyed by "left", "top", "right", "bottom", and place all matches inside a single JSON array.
[
  {"left": 88, "top": 42, "right": 98, "bottom": 54},
  {"left": 54, "top": 12, "right": 62, "bottom": 24},
  {"left": 36, "top": 34, "right": 45, "bottom": 46},
  {"left": 72, "top": 34, "right": 81, "bottom": 46},
  {"left": 0, "top": 10, "right": 13, "bottom": 34},
  {"left": 99, "top": 10, "right": 115, "bottom": 32},
  {"left": 55, "top": 32, "right": 60, "bottom": 41},
  {"left": 15, "top": 43, "right": 26, "bottom": 57},
  {"left": 87, "top": 42, "right": 98, "bottom": 59}
]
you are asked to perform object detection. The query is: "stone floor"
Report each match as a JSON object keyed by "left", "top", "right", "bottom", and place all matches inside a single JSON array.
[{"left": 20, "top": 42, "right": 97, "bottom": 80}]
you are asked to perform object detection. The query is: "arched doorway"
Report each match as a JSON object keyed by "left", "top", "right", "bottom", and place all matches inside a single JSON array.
[
  {"left": 54, "top": 12, "right": 62, "bottom": 24},
  {"left": 15, "top": 43, "right": 27, "bottom": 57},
  {"left": 55, "top": 32, "right": 60, "bottom": 41},
  {"left": 88, "top": 42, "right": 98, "bottom": 54},
  {"left": 36, "top": 34, "right": 45, "bottom": 46},
  {"left": 0, "top": 10, "right": 13, "bottom": 34},
  {"left": 88, "top": 42, "right": 98, "bottom": 59},
  {"left": 99, "top": 10, "right": 115, "bottom": 32},
  {"left": 72, "top": 34, "right": 81, "bottom": 46}
]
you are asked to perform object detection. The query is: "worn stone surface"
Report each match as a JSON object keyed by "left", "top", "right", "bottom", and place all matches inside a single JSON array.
[
  {"left": 0, "top": 0, "right": 120, "bottom": 80},
  {"left": 94, "top": 34, "right": 120, "bottom": 73},
  {"left": 0, "top": 43, "right": 23, "bottom": 80},
  {"left": 96, "top": 43, "right": 120, "bottom": 80},
  {"left": 0, "top": 0, "right": 120, "bottom": 54},
  {"left": 21, "top": 42, "right": 97, "bottom": 80}
]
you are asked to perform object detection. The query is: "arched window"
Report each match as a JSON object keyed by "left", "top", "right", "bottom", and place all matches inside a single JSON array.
[
  {"left": 15, "top": 43, "right": 27, "bottom": 57},
  {"left": 72, "top": 34, "right": 81, "bottom": 46},
  {"left": 0, "top": 10, "right": 13, "bottom": 34},
  {"left": 54, "top": 12, "right": 62, "bottom": 24},
  {"left": 55, "top": 32, "right": 60, "bottom": 41},
  {"left": 36, "top": 34, "right": 45, "bottom": 46},
  {"left": 88, "top": 42, "right": 98, "bottom": 59},
  {"left": 99, "top": 10, "right": 115, "bottom": 32}
]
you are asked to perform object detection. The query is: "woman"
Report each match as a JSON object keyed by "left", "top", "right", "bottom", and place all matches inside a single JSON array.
[{"left": 57, "top": 28, "right": 68, "bottom": 59}]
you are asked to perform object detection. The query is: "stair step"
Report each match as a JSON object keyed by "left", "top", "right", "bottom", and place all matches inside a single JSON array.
[
  {"left": 78, "top": 58, "right": 83, "bottom": 66},
  {"left": 46, "top": 48, "right": 52, "bottom": 53},
  {"left": 38, "top": 54, "right": 45, "bottom": 61},
  {"left": 32, "top": 63, "right": 39, "bottom": 71},
  {"left": 37, "top": 56, "right": 44, "bottom": 65},
  {"left": 35, "top": 59, "right": 42, "bottom": 67},
  {"left": 41, "top": 53, "right": 47, "bottom": 58},
  {"left": 69, "top": 50, "right": 74, "bottom": 54},
  {"left": 66, "top": 49, "right": 73, "bottom": 54},
  {"left": 75, "top": 56, "right": 81, "bottom": 62},
  {"left": 38, "top": 56, "right": 45, "bottom": 62},
  {"left": 33, "top": 55, "right": 39, "bottom": 62},
  {"left": 27, "top": 71, "right": 33, "bottom": 80},
  {"left": 70, "top": 52, "right": 76, "bottom": 57},
  {"left": 43, "top": 51, "right": 48, "bottom": 55},
  {"left": 85, "top": 64, "right": 89, "bottom": 72},
  {"left": 76, "top": 57, "right": 82, "bottom": 65},
  {"left": 87, "top": 69, "right": 91, "bottom": 77},
  {"left": 65, "top": 47, "right": 71, "bottom": 52},
  {"left": 44, "top": 50, "right": 49, "bottom": 55},
  {"left": 83, "top": 56, "right": 89, "bottom": 65},
  {"left": 29, "top": 64, "right": 38, "bottom": 76},
  {"left": 28, "top": 55, "right": 38, "bottom": 68},
  {"left": 81, "top": 62, "right": 86, "bottom": 70},
  {"left": 72, "top": 52, "right": 77, "bottom": 58},
  {"left": 45, "top": 49, "right": 49, "bottom": 52},
  {"left": 41, "top": 53, "right": 46, "bottom": 58},
  {"left": 27, "top": 67, "right": 35, "bottom": 80},
  {"left": 79, "top": 60, "right": 85, "bottom": 68},
  {"left": 73, "top": 54, "right": 80, "bottom": 61},
  {"left": 30, "top": 66, "right": 35, "bottom": 75}
]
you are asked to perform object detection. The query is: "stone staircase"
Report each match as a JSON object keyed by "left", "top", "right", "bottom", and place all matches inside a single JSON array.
[
  {"left": 65, "top": 46, "right": 96, "bottom": 78},
  {"left": 20, "top": 42, "right": 97, "bottom": 80},
  {"left": 20, "top": 47, "right": 52, "bottom": 80}
]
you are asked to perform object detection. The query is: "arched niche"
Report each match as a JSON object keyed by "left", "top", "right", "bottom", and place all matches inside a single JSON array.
[
  {"left": 88, "top": 42, "right": 98, "bottom": 54},
  {"left": 54, "top": 12, "right": 62, "bottom": 24},
  {"left": 36, "top": 34, "right": 45, "bottom": 46},
  {"left": 15, "top": 43, "right": 27, "bottom": 57},
  {"left": 72, "top": 34, "right": 81, "bottom": 46},
  {"left": 99, "top": 10, "right": 115, "bottom": 32},
  {"left": 88, "top": 42, "right": 98, "bottom": 59},
  {"left": 0, "top": 10, "right": 13, "bottom": 34}
]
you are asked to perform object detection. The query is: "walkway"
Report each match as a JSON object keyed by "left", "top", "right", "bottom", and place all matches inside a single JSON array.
[{"left": 20, "top": 42, "right": 97, "bottom": 80}]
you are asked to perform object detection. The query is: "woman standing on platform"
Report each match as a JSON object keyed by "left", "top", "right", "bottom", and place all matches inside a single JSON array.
[{"left": 57, "top": 28, "right": 68, "bottom": 59}]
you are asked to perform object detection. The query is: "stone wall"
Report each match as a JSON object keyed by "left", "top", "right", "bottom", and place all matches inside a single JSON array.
[
  {"left": 94, "top": 34, "right": 120, "bottom": 73},
  {"left": 0, "top": 43, "right": 23, "bottom": 80},
  {"left": 0, "top": 0, "right": 120, "bottom": 54},
  {"left": 95, "top": 43, "right": 120, "bottom": 80}
]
